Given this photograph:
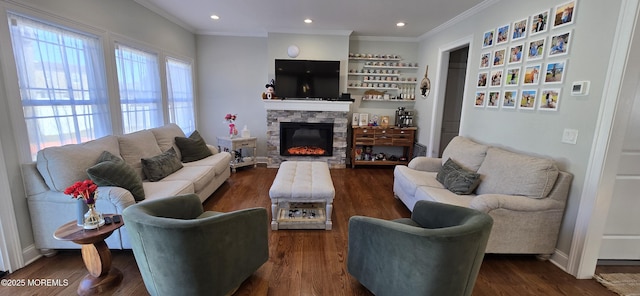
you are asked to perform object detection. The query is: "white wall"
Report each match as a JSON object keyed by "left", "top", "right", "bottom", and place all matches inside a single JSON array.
[
  {"left": 196, "top": 33, "right": 350, "bottom": 157},
  {"left": 0, "top": 0, "right": 196, "bottom": 265},
  {"left": 196, "top": 35, "right": 268, "bottom": 152},
  {"left": 416, "top": 0, "right": 623, "bottom": 259}
]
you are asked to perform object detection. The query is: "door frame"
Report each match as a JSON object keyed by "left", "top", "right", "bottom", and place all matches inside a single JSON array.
[
  {"left": 568, "top": 0, "right": 640, "bottom": 279},
  {"left": 429, "top": 35, "right": 473, "bottom": 157},
  {"left": 0, "top": 137, "right": 24, "bottom": 273}
]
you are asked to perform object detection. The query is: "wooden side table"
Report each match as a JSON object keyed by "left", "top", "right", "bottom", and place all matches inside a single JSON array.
[
  {"left": 217, "top": 136, "right": 258, "bottom": 172},
  {"left": 54, "top": 214, "right": 124, "bottom": 296}
]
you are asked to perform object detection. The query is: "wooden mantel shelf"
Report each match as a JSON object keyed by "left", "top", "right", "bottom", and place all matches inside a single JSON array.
[{"left": 263, "top": 99, "right": 352, "bottom": 112}]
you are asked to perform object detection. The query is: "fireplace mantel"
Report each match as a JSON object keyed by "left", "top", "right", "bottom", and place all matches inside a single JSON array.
[{"left": 263, "top": 99, "right": 352, "bottom": 112}]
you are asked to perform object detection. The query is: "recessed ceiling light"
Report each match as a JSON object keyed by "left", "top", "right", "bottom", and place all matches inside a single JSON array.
[
  {"left": 210, "top": 15, "right": 220, "bottom": 20},
  {"left": 396, "top": 22, "right": 405, "bottom": 27},
  {"left": 304, "top": 19, "right": 313, "bottom": 24}
]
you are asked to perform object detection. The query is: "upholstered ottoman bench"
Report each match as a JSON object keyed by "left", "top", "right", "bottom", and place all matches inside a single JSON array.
[{"left": 269, "top": 161, "right": 335, "bottom": 230}]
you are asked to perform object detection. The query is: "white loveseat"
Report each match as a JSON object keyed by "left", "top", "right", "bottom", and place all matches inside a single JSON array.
[
  {"left": 393, "top": 136, "right": 572, "bottom": 256},
  {"left": 21, "top": 124, "right": 232, "bottom": 253}
]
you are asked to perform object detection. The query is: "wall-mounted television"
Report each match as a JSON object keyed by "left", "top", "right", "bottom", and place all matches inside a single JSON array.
[{"left": 275, "top": 59, "right": 340, "bottom": 100}]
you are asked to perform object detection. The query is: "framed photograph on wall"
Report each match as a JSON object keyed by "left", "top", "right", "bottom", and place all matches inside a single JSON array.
[
  {"left": 505, "top": 67, "right": 521, "bottom": 86},
  {"left": 519, "top": 89, "right": 538, "bottom": 110},
  {"left": 492, "top": 48, "right": 506, "bottom": 67},
  {"left": 540, "top": 88, "right": 561, "bottom": 111},
  {"left": 523, "top": 64, "right": 542, "bottom": 85},
  {"left": 352, "top": 113, "right": 359, "bottom": 126},
  {"left": 475, "top": 91, "right": 486, "bottom": 108},
  {"left": 477, "top": 72, "right": 489, "bottom": 88},
  {"left": 487, "top": 91, "right": 500, "bottom": 108},
  {"left": 502, "top": 90, "right": 518, "bottom": 109},
  {"left": 527, "top": 37, "right": 546, "bottom": 61},
  {"left": 508, "top": 43, "right": 524, "bottom": 64},
  {"left": 490, "top": 69, "right": 503, "bottom": 87},
  {"left": 480, "top": 52, "right": 491, "bottom": 69},
  {"left": 545, "top": 60, "right": 567, "bottom": 84},
  {"left": 358, "top": 113, "right": 369, "bottom": 126},
  {"left": 482, "top": 29, "right": 495, "bottom": 48},
  {"left": 512, "top": 18, "right": 528, "bottom": 41},
  {"left": 530, "top": 10, "right": 549, "bottom": 36},
  {"left": 553, "top": 0, "right": 577, "bottom": 29},
  {"left": 496, "top": 24, "right": 510, "bottom": 45},
  {"left": 548, "top": 30, "right": 572, "bottom": 57}
]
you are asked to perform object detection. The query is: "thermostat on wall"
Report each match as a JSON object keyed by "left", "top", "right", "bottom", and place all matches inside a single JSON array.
[{"left": 571, "top": 81, "right": 590, "bottom": 96}]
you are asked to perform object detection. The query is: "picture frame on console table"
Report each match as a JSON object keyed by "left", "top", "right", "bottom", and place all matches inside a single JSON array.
[
  {"left": 358, "top": 113, "right": 369, "bottom": 127},
  {"left": 352, "top": 113, "right": 359, "bottom": 126}
]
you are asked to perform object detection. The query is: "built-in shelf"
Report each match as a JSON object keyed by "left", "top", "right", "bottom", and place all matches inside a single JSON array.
[
  {"left": 348, "top": 73, "right": 400, "bottom": 77},
  {"left": 361, "top": 99, "right": 416, "bottom": 102},
  {"left": 348, "top": 58, "right": 402, "bottom": 61},
  {"left": 363, "top": 65, "right": 419, "bottom": 69}
]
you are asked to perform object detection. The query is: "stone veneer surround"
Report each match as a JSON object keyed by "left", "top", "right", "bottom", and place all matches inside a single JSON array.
[{"left": 265, "top": 100, "right": 352, "bottom": 168}]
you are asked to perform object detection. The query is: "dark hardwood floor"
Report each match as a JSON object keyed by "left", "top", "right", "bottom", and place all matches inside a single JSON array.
[{"left": 2, "top": 166, "right": 638, "bottom": 295}]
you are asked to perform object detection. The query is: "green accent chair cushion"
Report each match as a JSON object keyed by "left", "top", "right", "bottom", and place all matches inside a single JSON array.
[
  {"left": 123, "top": 194, "right": 269, "bottom": 296},
  {"left": 347, "top": 200, "right": 493, "bottom": 296}
]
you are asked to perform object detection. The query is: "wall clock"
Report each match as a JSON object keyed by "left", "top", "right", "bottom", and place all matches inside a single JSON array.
[{"left": 287, "top": 45, "right": 300, "bottom": 58}]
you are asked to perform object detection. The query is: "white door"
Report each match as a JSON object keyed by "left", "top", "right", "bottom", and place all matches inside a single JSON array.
[{"left": 599, "top": 91, "right": 640, "bottom": 259}]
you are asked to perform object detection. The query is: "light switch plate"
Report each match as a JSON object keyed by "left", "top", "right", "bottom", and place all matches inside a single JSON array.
[{"left": 562, "top": 128, "right": 578, "bottom": 144}]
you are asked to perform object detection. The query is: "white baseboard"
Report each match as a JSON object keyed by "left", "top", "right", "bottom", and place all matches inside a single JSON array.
[
  {"left": 550, "top": 248, "right": 570, "bottom": 274},
  {"left": 22, "top": 244, "right": 42, "bottom": 267}
]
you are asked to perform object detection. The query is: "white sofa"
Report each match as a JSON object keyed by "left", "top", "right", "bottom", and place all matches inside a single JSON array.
[
  {"left": 21, "top": 124, "right": 232, "bottom": 253},
  {"left": 394, "top": 136, "right": 572, "bottom": 256}
]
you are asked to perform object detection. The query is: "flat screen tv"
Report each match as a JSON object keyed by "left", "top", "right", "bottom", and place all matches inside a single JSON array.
[{"left": 275, "top": 59, "right": 340, "bottom": 100}]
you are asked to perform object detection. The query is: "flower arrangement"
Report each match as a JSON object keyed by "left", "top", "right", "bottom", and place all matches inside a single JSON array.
[
  {"left": 64, "top": 180, "right": 98, "bottom": 204},
  {"left": 224, "top": 113, "right": 238, "bottom": 137}
]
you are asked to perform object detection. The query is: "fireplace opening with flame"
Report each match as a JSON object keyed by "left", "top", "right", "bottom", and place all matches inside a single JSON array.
[{"left": 280, "top": 122, "right": 333, "bottom": 156}]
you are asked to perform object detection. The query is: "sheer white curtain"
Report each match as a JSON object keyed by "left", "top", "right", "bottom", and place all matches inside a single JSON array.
[
  {"left": 7, "top": 13, "right": 111, "bottom": 160},
  {"left": 166, "top": 57, "right": 195, "bottom": 134},
  {"left": 114, "top": 43, "right": 163, "bottom": 134}
]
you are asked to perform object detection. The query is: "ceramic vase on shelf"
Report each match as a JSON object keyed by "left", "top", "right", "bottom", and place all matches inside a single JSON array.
[{"left": 83, "top": 203, "right": 105, "bottom": 229}]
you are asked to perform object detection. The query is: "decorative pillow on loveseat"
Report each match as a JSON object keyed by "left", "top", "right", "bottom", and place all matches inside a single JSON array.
[
  {"left": 174, "top": 130, "right": 212, "bottom": 162},
  {"left": 436, "top": 158, "right": 482, "bottom": 195},
  {"left": 141, "top": 147, "right": 183, "bottom": 182},
  {"left": 86, "top": 151, "right": 145, "bottom": 201}
]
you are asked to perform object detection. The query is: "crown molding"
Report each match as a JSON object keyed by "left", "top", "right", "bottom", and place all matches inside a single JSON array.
[
  {"left": 349, "top": 35, "right": 418, "bottom": 43},
  {"left": 419, "top": 0, "right": 500, "bottom": 41},
  {"left": 133, "top": 0, "right": 195, "bottom": 33}
]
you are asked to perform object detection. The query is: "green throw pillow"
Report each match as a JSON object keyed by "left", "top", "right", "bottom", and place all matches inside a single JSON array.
[
  {"left": 437, "top": 158, "right": 481, "bottom": 195},
  {"left": 87, "top": 151, "right": 146, "bottom": 201},
  {"left": 141, "top": 147, "right": 183, "bottom": 182},
  {"left": 174, "top": 130, "right": 212, "bottom": 162}
]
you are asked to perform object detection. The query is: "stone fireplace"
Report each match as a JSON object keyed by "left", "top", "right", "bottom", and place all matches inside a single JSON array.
[{"left": 265, "top": 100, "right": 352, "bottom": 168}]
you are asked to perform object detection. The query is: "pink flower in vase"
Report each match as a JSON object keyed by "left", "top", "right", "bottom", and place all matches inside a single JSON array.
[{"left": 224, "top": 113, "right": 238, "bottom": 136}]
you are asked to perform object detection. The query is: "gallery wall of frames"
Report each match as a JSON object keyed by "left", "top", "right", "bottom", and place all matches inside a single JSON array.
[{"left": 475, "top": 0, "right": 576, "bottom": 112}]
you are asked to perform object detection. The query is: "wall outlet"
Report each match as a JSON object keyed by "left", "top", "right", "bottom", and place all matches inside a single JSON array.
[{"left": 562, "top": 128, "right": 579, "bottom": 144}]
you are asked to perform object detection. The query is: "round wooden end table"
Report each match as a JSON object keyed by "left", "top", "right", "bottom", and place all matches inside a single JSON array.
[{"left": 54, "top": 214, "right": 124, "bottom": 296}]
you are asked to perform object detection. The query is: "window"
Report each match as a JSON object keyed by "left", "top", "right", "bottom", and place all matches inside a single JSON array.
[
  {"left": 7, "top": 13, "right": 111, "bottom": 160},
  {"left": 166, "top": 57, "right": 195, "bottom": 134},
  {"left": 114, "top": 44, "right": 163, "bottom": 134}
]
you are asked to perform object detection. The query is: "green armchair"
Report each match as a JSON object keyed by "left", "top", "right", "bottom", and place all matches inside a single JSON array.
[
  {"left": 347, "top": 200, "right": 493, "bottom": 296},
  {"left": 122, "top": 194, "right": 269, "bottom": 296}
]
